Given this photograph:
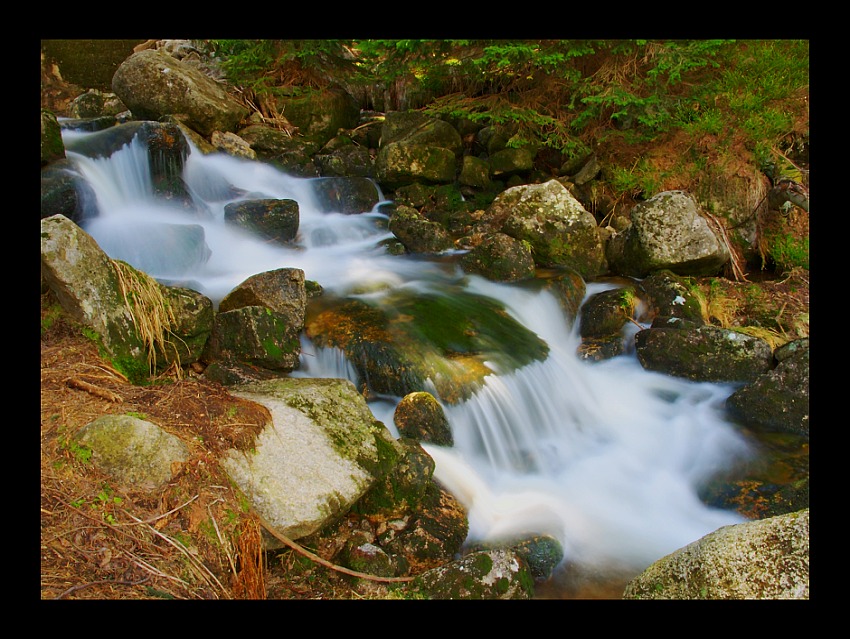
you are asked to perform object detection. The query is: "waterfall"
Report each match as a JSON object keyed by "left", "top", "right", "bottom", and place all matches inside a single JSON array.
[{"left": 60, "top": 127, "right": 753, "bottom": 577}]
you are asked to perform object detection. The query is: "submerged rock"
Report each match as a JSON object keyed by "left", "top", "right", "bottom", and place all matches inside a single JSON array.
[{"left": 305, "top": 288, "right": 549, "bottom": 404}]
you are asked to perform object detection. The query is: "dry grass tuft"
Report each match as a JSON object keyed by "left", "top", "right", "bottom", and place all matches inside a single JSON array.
[{"left": 112, "top": 259, "right": 182, "bottom": 377}]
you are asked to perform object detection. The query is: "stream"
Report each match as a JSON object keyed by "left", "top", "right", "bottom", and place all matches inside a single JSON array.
[{"left": 61, "top": 126, "right": 756, "bottom": 597}]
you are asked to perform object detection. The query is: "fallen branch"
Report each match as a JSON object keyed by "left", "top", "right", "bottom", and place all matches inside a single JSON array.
[{"left": 66, "top": 377, "right": 123, "bottom": 403}]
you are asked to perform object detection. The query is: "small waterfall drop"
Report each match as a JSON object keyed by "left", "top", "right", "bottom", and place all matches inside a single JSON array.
[{"left": 60, "top": 126, "right": 753, "bottom": 579}]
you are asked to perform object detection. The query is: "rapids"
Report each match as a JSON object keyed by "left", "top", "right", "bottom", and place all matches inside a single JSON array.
[{"left": 60, "top": 127, "right": 754, "bottom": 591}]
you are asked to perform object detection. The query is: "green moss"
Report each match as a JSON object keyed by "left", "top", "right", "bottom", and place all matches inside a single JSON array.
[
  {"left": 768, "top": 233, "right": 809, "bottom": 271},
  {"left": 389, "top": 290, "right": 549, "bottom": 369},
  {"left": 471, "top": 552, "right": 494, "bottom": 574},
  {"left": 111, "top": 354, "right": 153, "bottom": 385},
  {"left": 41, "top": 304, "right": 63, "bottom": 335},
  {"left": 261, "top": 337, "right": 284, "bottom": 358}
]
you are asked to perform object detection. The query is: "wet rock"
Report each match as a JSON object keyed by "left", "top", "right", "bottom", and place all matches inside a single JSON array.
[
  {"left": 635, "top": 325, "right": 773, "bottom": 383},
  {"left": 726, "top": 340, "right": 809, "bottom": 436},
  {"left": 460, "top": 232, "right": 535, "bottom": 282},
  {"left": 223, "top": 198, "right": 300, "bottom": 244},
  {"left": 394, "top": 392, "right": 453, "bottom": 446}
]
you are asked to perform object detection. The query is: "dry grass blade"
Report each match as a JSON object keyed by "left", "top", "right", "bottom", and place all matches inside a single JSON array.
[
  {"left": 112, "top": 259, "right": 183, "bottom": 378},
  {"left": 231, "top": 516, "right": 267, "bottom": 599},
  {"left": 122, "top": 508, "right": 231, "bottom": 599},
  {"left": 705, "top": 211, "right": 748, "bottom": 283},
  {"left": 208, "top": 501, "right": 237, "bottom": 577}
]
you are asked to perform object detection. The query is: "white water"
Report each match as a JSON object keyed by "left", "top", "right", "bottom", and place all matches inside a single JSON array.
[{"left": 62, "top": 128, "right": 753, "bottom": 576}]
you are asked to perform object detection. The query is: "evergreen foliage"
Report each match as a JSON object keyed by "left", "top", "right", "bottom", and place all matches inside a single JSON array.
[{"left": 207, "top": 39, "right": 807, "bottom": 165}]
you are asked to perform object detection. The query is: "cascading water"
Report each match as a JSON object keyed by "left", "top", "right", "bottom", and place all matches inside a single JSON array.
[{"left": 60, "top": 127, "right": 753, "bottom": 594}]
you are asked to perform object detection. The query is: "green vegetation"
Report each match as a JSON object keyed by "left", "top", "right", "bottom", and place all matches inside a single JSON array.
[
  {"left": 768, "top": 233, "right": 809, "bottom": 271},
  {"left": 68, "top": 439, "right": 93, "bottom": 465},
  {"left": 208, "top": 39, "right": 807, "bottom": 173},
  {"left": 41, "top": 303, "right": 63, "bottom": 335}
]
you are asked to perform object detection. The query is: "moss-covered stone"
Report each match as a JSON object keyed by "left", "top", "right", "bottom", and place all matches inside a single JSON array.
[
  {"left": 460, "top": 232, "right": 536, "bottom": 282},
  {"left": 40, "top": 110, "right": 65, "bottom": 166},
  {"left": 306, "top": 290, "right": 549, "bottom": 404},
  {"left": 393, "top": 392, "right": 453, "bottom": 446}
]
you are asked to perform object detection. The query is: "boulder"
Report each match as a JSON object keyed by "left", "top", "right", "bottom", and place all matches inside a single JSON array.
[
  {"left": 41, "top": 160, "right": 96, "bottom": 224},
  {"left": 388, "top": 204, "right": 454, "bottom": 254},
  {"left": 274, "top": 88, "right": 360, "bottom": 146},
  {"left": 637, "top": 269, "right": 706, "bottom": 326},
  {"left": 219, "top": 267, "right": 306, "bottom": 329},
  {"left": 726, "top": 340, "right": 809, "bottom": 436},
  {"left": 203, "top": 305, "right": 301, "bottom": 373},
  {"left": 380, "top": 111, "right": 463, "bottom": 155},
  {"left": 623, "top": 509, "right": 809, "bottom": 599},
  {"left": 41, "top": 109, "right": 65, "bottom": 166},
  {"left": 222, "top": 378, "right": 405, "bottom": 540},
  {"left": 489, "top": 147, "right": 534, "bottom": 178},
  {"left": 314, "top": 144, "right": 376, "bottom": 178},
  {"left": 305, "top": 292, "right": 549, "bottom": 404},
  {"left": 112, "top": 49, "right": 248, "bottom": 136},
  {"left": 310, "top": 176, "right": 381, "bottom": 214},
  {"left": 579, "top": 285, "right": 641, "bottom": 339},
  {"left": 210, "top": 131, "right": 256, "bottom": 160},
  {"left": 635, "top": 325, "right": 774, "bottom": 383},
  {"left": 487, "top": 179, "right": 607, "bottom": 277},
  {"left": 408, "top": 548, "right": 534, "bottom": 599},
  {"left": 393, "top": 391, "right": 453, "bottom": 446},
  {"left": 460, "top": 232, "right": 536, "bottom": 282},
  {"left": 41, "top": 214, "right": 147, "bottom": 374},
  {"left": 74, "top": 414, "right": 189, "bottom": 491},
  {"left": 223, "top": 198, "right": 300, "bottom": 244},
  {"left": 354, "top": 438, "right": 436, "bottom": 519},
  {"left": 607, "top": 190, "right": 730, "bottom": 277},
  {"left": 459, "top": 155, "right": 492, "bottom": 189},
  {"left": 376, "top": 143, "right": 457, "bottom": 189},
  {"left": 538, "top": 268, "right": 587, "bottom": 327}
]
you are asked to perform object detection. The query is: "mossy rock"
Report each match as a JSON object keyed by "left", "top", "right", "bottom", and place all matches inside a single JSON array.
[{"left": 305, "top": 289, "right": 549, "bottom": 404}]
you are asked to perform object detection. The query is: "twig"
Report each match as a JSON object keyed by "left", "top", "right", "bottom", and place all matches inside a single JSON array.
[
  {"left": 123, "top": 550, "right": 192, "bottom": 592},
  {"left": 627, "top": 316, "right": 645, "bottom": 329},
  {"left": 123, "top": 510, "right": 231, "bottom": 598},
  {"left": 65, "top": 377, "right": 123, "bottom": 403}
]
